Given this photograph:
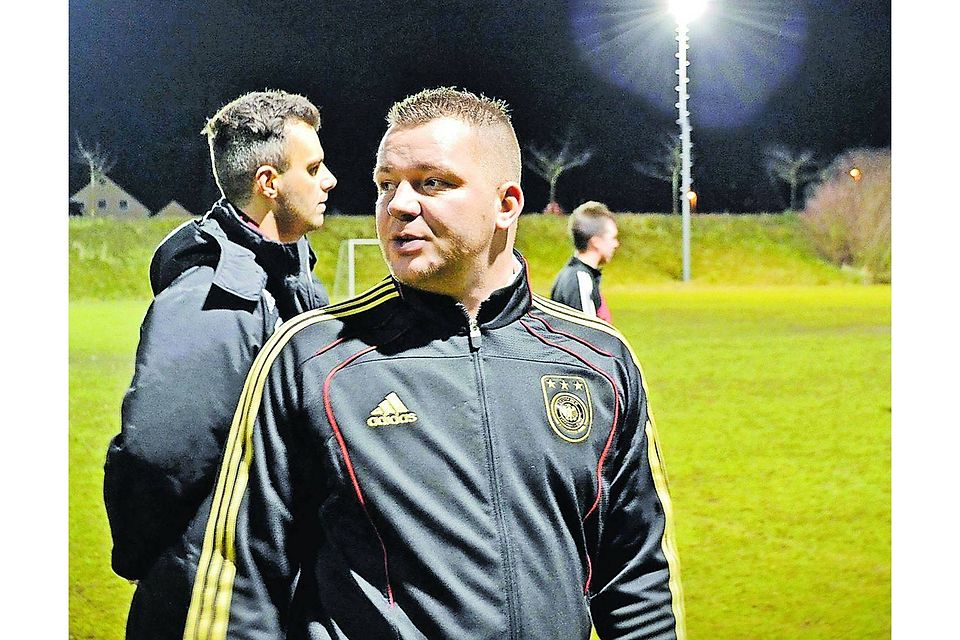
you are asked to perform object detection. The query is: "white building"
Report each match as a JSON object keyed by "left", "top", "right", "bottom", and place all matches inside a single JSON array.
[
  {"left": 155, "top": 200, "right": 194, "bottom": 218},
  {"left": 69, "top": 174, "right": 151, "bottom": 218}
]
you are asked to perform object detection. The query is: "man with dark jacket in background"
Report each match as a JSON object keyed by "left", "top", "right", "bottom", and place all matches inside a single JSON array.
[
  {"left": 103, "top": 89, "right": 337, "bottom": 638},
  {"left": 550, "top": 200, "right": 619, "bottom": 322}
]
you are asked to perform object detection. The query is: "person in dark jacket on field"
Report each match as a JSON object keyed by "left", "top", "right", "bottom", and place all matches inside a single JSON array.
[
  {"left": 103, "top": 89, "right": 337, "bottom": 638},
  {"left": 181, "top": 87, "right": 685, "bottom": 640},
  {"left": 550, "top": 200, "right": 620, "bottom": 322}
]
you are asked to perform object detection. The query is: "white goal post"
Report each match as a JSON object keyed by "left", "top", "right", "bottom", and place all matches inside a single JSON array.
[{"left": 332, "top": 238, "right": 387, "bottom": 301}]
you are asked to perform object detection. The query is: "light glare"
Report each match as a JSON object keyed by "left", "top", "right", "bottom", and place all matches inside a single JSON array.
[{"left": 668, "top": 0, "right": 708, "bottom": 24}]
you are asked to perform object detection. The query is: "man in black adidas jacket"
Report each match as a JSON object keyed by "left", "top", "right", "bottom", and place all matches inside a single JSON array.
[
  {"left": 103, "top": 90, "right": 336, "bottom": 638},
  {"left": 183, "top": 88, "right": 685, "bottom": 640}
]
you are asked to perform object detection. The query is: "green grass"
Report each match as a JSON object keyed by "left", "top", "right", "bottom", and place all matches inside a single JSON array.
[
  {"left": 68, "top": 213, "right": 860, "bottom": 301},
  {"left": 69, "top": 285, "right": 890, "bottom": 639},
  {"left": 516, "top": 213, "right": 859, "bottom": 290},
  {"left": 68, "top": 216, "right": 382, "bottom": 300},
  {"left": 69, "top": 301, "right": 142, "bottom": 638},
  {"left": 613, "top": 286, "right": 891, "bottom": 638}
]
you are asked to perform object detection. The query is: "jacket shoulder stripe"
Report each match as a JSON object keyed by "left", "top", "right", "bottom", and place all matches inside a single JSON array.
[
  {"left": 534, "top": 293, "right": 612, "bottom": 329},
  {"left": 183, "top": 284, "right": 399, "bottom": 640},
  {"left": 646, "top": 417, "right": 687, "bottom": 638},
  {"left": 532, "top": 295, "right": 687, "bottom": 638},
  {"left": 318, "top": 277, "right": 395, "bottom": 316},
  {"left": 575, "top": 271, "right": 597, "bottom": 315}
]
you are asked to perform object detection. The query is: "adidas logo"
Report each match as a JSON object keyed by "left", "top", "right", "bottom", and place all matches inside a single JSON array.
[{"left": 367, "top": 392, "right": 419, "bottom": 427}]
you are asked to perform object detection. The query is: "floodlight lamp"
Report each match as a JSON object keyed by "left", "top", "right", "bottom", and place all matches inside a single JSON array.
[{"left": 668, "top": 0, "right": 708, "bottom": 24}]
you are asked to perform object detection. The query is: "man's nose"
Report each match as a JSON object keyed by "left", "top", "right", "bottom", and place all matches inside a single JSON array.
[
  {"left": 387, "top": 181, "right": 421, "bottom": 221},
  {"left": 322, "top": 167, "right": 337, "bottom": 191}
]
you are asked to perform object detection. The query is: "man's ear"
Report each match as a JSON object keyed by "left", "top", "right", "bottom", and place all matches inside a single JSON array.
[
  {"left": 254, "top": 165, "right": 280, "bottom": 200},
  {"left": 495, "top": 182, "right": 524, "bottom": 231},
  {"left": 586, "top": 234, "right": 601, "bottom": 253}
]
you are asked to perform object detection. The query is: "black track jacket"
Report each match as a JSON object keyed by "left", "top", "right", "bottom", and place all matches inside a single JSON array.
[
  {"left": 551, "top": 256, "right": 606, "bottom": 320},
  {"left": 183, "top": 252, "right": 685, "bottom": 640},
  {"left": 104, "top": 200, "right": 328, "bottom": 638}
]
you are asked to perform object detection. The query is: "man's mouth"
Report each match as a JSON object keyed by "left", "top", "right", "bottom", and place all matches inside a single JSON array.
[{"left": 393, "top": 233, "right": 427, "bottom": 254}]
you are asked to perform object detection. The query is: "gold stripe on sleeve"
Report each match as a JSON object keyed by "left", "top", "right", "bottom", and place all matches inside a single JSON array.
[
  {"left": 532, "top": 295, "right": 687, "bottom": 639},
  {"left": 183, "top": 281, "right": 399, "bottom": 640}
]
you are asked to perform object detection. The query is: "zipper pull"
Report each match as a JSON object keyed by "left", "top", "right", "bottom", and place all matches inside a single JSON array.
[{"left": 468, "top": 317, "right": 482, "bottom": 351}]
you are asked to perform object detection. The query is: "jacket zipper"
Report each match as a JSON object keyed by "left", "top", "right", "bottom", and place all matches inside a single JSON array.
[
  {"left": 469, "top": 316, "right": 520, "bottom": 639},
  {"left": 468, "top": 317, "right": 482, "bottom": 350}
]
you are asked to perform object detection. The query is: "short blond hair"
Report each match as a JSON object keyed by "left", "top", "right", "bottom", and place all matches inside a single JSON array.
[
  {"left": 569, "top": 201, "right": 615, "bottom": 252},
  {"left": 385, "top": 87, "right": 521, "bottom": 182}
]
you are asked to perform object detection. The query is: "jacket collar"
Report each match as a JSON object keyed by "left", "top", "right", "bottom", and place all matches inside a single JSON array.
[
  {"left": 206, "top": 198, "right": 317, "bottom": 277},
  {"left": 395, "top": 249, "right": 533, "bottom": 332},
  {"left": 568, "top": 255, "right": 602, "bottom": 276}
]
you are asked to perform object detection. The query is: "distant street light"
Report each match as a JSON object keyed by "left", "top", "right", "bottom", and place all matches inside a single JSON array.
[
  {"left": 687, "top": 189, "right": 698, "bottom": 212},
  {"left": 849, "top": 167, "right": 862, "bottom": 182},
  {"left": 669, "top": 0, "right": 707, "bottom": 282}
]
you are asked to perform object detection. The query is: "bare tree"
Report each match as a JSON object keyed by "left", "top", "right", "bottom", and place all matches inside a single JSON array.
[
  {"left": 634, "top": 134, "right": 683, "bottom": 214},
  {"left": 72, "top": 135, "right": 116, "bottom": 216},
  {"left": 524, "top": 133, "right": 593, "bottom": 213},
  {"left": 72, "top": 134, "right": 116, "bottom": 184},
  {"left": 764, "top": 144, "right": 817, "bottom": 211}
]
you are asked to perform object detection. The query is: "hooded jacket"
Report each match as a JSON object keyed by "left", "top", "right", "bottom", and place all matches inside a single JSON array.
[
  {"left": 182, "top": 252, "right": 685, "bottom": 640},
  {"left": 103, "top": 199, "right": 328, "bottom": 638}
]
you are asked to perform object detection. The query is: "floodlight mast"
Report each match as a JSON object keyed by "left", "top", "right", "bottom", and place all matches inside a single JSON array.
[{"left": 670, "top": 0, "right": 706, "bottom": 282}]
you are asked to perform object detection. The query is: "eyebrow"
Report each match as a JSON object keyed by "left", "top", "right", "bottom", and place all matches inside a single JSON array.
[{"left": 373, "top": 162, "right": 456, "bottom": 177}]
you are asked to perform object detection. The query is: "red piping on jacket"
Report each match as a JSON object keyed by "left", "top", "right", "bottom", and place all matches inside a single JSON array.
[
  {"left": 314, "top": 337, "right": 346, "bottom": 358},
  {"left": 519, "top": 316, "right": 621, "bottom": 594},
  {"left": 526, "top": 313, "right": 615, "bottom": 359},
  {"left": 322, "top": 344, "right": 396, "bottom": 606}
]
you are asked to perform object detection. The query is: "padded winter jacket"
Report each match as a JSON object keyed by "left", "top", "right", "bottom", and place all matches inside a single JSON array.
[
  {"left": 103, "top": 199, "right": 328, "bottom": 638},
  {"left": 182, "top": 252, "right": 685, "bottom": 640}
]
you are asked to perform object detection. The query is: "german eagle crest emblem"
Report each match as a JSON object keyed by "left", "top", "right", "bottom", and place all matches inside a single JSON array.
[{"left": 540, "top": 375, "right": 593, "bottom": 443}]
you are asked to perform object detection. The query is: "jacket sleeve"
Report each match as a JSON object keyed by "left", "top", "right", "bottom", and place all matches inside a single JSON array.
[
  {"left": 589, "top": 352, "right": 686, "bottom": 640},
  {"left": 181, "top": 330, "right": 313, "bottom": 640},
  {"left": 103, "top": 265, "right": 266, "bottom": 580},
  {"left": 550, "top": 270, "right": 581, "bottom": 311},
  {"left": 550, "top": 268, "right": 597, "bottom": 317}
]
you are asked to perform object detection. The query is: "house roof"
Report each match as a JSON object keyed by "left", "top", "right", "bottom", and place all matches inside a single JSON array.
[
  {"left": 70, "top": 174, "right": 146, "bottom": 206},
  {"left": 155, "top": 200, "right": 194, "bottom": 218}
]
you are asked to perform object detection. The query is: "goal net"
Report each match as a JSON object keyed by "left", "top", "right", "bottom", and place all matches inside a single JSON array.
[{"left": 331, "top": 238, "right": 391, "bottom": 302}]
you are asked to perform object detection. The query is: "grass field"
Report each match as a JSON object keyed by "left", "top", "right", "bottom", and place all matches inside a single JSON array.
[
  {"left": 69, "top": 281, "right": 890, "bottom": 639},
  {"left": 68, "top": 212, "right": 864, "bottom": 301}
]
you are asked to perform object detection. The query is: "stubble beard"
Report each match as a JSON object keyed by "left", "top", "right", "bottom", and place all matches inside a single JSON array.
[
  {"left": 390, "top": 238, "right": 480, "bottom": 299},
  {"left": 276, "top": 191, "right": 321, "bottom": 239}
]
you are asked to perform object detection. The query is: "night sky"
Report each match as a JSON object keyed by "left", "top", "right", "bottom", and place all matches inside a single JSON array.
[{"left": 68, "top": 0, "right": 890, "bottom": 215}]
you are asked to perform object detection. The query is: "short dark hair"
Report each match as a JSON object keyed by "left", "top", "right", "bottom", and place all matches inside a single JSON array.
[
  {"left": 202, "top": 90, "right": 320, "bottom": 205},
  {"left": 385, "top": 87, "right": 521, "bottom": 182},
  {"left": 569, "top": 201, "right": 616, "bottom": 252}
]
